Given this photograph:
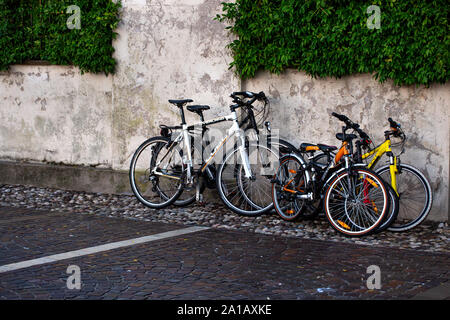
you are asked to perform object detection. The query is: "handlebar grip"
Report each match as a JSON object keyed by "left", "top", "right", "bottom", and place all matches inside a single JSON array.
[
  {"left": 255, "top": 91, "right": 265, "bottom": 99},
  {"left": 331, "top": 112, "right": 349, "bottom": 122},
  {"left": 388, "top": 117, "right": 400, "bottom": 129},
  {"left": 232, "top": 91, "right": 254, "bottom": 99}
]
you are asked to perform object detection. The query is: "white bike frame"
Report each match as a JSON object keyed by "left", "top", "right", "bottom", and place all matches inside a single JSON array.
[{"left": 152, "top": 109, "right": 253, "bottom": 183}]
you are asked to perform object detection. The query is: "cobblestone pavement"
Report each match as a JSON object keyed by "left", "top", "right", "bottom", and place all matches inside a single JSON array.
[
  {"left": 0, "top": 204, "right": 449, "bottom": 300},
  {"left": 0, "top": 184, "right": 448, "bottom": 253}
]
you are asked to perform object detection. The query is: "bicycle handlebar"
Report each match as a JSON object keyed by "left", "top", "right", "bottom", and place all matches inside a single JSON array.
[
  {"left": 331, "top": 112, "right": 349, "bottom": 123},
  {"left": 231, "top": 91, "right": 267, "bottom": 105},
  {"left": 331, "top": 112, "right": 371, "bottom": 141}
]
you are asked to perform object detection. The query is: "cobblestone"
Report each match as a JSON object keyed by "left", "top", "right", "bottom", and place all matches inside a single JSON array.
[
  {"left": 1, "top": 219, "right": 448, "bottom": 299},
  {"left": 0, "top": 184, "right": 448, "bottom": 253}
]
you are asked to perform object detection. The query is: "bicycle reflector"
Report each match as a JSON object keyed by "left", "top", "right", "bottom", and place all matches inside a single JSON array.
[{"left": 337, "top": 220, "right": 350, "bottom": 230}]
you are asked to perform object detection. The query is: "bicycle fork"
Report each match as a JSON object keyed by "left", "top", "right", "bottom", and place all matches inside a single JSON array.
[
  {"left": 234, "top": 118, "right": 253, "bottom": 179},
  {"left": 388, "top": 151, "right": 399, "bottom": 195}
]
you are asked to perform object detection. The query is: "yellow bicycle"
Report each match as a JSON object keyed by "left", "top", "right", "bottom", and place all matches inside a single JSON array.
[{"left": 358, "top": 118, "right": 433, "bottom": 231}]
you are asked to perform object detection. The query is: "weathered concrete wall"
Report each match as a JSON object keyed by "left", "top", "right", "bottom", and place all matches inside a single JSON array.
[
  {"left": 0, "top": 0, "right": 238, "bottom": 172},
  {"left": 0, "top": 66, "right": 114, "bottom": 167},
  {"left": 0, "top": 0, "right": 448, "bottom": 220},
  {"left": 111, "top": 0, "right": 239, "bottom": 171},
  {"left": 244, "top": 70, "right": 449, "bottom": 221}
]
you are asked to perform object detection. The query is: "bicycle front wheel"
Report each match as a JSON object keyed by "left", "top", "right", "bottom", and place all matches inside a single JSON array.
[
  {"left": 217, "top": 143, "right": 280, "bottom": 216},
  {"left": 376, "top": 163, "right": 433, "bottom": 232},
  {"left": 324, "top": 168, "right": 389, "bottom": 237}
]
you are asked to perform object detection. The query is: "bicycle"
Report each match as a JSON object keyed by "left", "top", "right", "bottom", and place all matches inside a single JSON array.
[
  {"left": 357, "top": 118, "right": 433, "bottom": 231},
  {"left": 271, "top": 113, "right": 391, "bottom": 237},
  {"left": 310, "top": 114, "right": 432, "bottom": 232},
  {"left": 151, "top": 92, "right": 296, "bottom": 209},
  {"left": 326, "top": 114, "right": 399, "bottom": 233},
  {"left": 129, "top": 91, "right": 296, "bottom": 216}
]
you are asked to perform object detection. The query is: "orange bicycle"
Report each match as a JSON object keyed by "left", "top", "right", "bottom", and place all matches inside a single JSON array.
[{"left": 271, "top": 113, "right": 391, "bottom": 237}]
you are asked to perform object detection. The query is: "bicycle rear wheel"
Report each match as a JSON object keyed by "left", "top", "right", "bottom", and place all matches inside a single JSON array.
[
  {"left": 237, "top": 139, "right": 298, "bottom": 213},
  {"left": 376, "top": 163, "right": 433, "bottom": 232},
  {"left": 272, "top": 155, "right": 308, "bottom": 221},
  {"left": 129, "top": 137, "right": 185, "bottom": 209}
]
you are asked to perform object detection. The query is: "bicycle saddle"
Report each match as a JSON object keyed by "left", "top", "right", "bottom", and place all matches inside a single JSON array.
[
  {"left": 336, "top": 133, "right": 357, "bottom": 141},
  {"left": 168, "top": 99, "right": 193, "bottom": 106},
  {"left": 300, "top": 143, "right": 319, "bottom": 152},
  {"left": 300, "top": 143, "right": 337, "bottom": 152},
  {"left": 317, "top": 144, "right": 338, "bottom": 152},
  {"left": 187, "top": 105, "right": 210, "bottom": 113}
]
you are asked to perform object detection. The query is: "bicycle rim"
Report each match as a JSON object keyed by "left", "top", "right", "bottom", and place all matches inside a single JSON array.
[
  {"left": 374, "top": 182, "right": 399, "bottom": 233},
  {"left": 237, "top": 140, "right": 295, "bottom": 211}
]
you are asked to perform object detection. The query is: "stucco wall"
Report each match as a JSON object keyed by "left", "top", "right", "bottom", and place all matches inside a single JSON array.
[
  {"left": 0, "top": 0, "right": 448, "bottom": 220},
  {"left": 244, "top": 70, "right": 449, "bottom": 221},
  {"left": 0, "top": 0, "right": 238, "bottom": 171},
  {"left": 0, "top": 67, "right": 114, "bottom": 167}
]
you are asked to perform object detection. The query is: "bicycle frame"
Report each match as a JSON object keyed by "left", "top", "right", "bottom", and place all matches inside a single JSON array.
[
  {"left": 152, "top": 110, "right": 253, "bottom": 184},
  {"left": 361, "top": 139, "right": 399, "bottom": 193}
]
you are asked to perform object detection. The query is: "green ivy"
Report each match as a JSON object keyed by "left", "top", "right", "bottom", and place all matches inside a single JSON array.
[
  {"left": 0, "top": 0, "right": 121, "bottom": 74},
  {"left": 216, "top": 0, "right": 449, "bottom": 86}
]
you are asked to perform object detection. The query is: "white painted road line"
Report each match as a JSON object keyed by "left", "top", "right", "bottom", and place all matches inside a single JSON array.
[{"left": 0, "top": 226, "right": 209, "bottom": 274}]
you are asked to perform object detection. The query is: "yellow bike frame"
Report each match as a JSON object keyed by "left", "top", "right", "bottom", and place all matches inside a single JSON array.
[{"left": 361, "top": 138, "right": 399, "bottom": 194}]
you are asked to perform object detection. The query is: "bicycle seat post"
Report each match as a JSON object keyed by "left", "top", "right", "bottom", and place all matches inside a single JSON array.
[{"left": 168, "top": 99, "right": 193, "bottom": 125}]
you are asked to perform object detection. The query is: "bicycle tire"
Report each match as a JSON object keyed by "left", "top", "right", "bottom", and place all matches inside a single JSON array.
[
  {"left": 237, "top": 138, "right": 299, "bottom": 212},
  {"left": 376, "top": 163, "right": 433, "bottom": 232},
  {"left": 271, "top": 155, "right": 307, "bottom": 221},
  {"left": 373, "top": 181, "right": 399, "bottom": 233}
]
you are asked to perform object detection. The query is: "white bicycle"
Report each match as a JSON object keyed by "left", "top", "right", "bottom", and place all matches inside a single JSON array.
[{"left": 129, "top": 91, "right": 297, "bottom": 216}]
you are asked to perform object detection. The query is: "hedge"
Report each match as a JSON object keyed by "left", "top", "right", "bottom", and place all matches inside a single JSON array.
[
  {"left": 216, "top": 0, "right": 449, "bottom": 86},
  {"left": 0, "top": 0, "right": 121, "bottom": 74}
]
